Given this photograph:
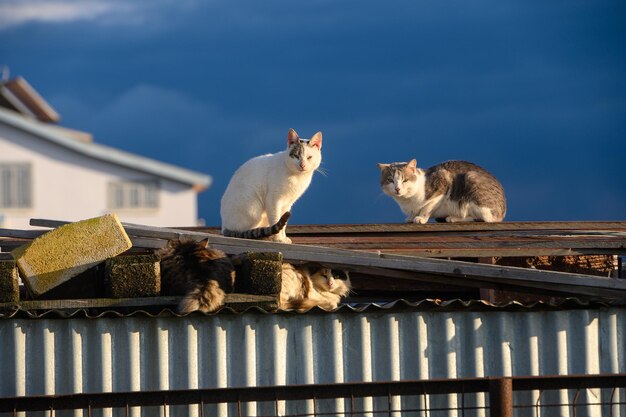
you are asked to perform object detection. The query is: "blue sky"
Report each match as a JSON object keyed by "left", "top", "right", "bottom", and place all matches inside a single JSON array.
[{"left": 2, "top": 0, "right": 625, "bottom": 225}]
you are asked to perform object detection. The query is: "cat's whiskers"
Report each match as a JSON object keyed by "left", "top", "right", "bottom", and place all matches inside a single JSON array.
[{"left": 315, "top": 166, "right": 328, "bottom": 177}]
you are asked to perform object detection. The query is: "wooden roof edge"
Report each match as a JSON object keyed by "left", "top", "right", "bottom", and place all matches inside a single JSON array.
[
  {"left": 12, "top": 218, "right": 626, "bottom": 300},
  {"left": 183, "top": 221, "right": 626, "bottom": 235},
  {"left": 284, "top": 221, "right": 626, "bottom": 234},
  {"left": 1, "top": 76, "right": 60, "bottom": 123}
]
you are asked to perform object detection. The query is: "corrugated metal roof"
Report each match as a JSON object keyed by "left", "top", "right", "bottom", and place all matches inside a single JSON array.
[
  {"left": 0, "top": 107, "right": 212, "bottom": 189},
  {"left": 0, "top": 298, "right": 615, "bottom": 319},
  {"left": 1, "top": 303, "right": 624, "bottom": 417}
]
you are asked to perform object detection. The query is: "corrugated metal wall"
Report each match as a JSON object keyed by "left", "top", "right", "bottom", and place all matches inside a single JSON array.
[{"left": 1, "top": 305, "right": 625, "bottom": 417}]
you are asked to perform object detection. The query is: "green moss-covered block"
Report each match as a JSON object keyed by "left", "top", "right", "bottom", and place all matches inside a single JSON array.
[
  {"left": 0, "top": 260, "right": 19, "bottom": 303},
  {"left": 235, "top": 252, "right": 282, "bottom": 295},
  {"left": 104, "top": 254, "right": 160, "bottom": 298},
  {"left": 12, "top": 214, "right": 132, "bottom": 297}
]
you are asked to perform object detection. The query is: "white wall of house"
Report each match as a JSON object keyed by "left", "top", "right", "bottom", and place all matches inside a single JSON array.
[{"left": 0, "top": 122, "right": 201, "bottom": 229}]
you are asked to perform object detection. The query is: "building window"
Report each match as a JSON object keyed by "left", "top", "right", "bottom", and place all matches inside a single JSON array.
[
  {"left": 0, "top": 163, "right": 32, "bottom": 209},
  {"left": 108, "top": 180, "right": 159, "bottom": 210}
]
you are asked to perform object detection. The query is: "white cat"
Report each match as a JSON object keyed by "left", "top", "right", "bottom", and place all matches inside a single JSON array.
[{"left": 220, "top": 128, "right": 323, "bottom": 243}]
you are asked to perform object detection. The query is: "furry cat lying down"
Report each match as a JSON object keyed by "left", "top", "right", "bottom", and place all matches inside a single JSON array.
[{"left": 157, "top": 238, "right": 351, "bottom": 314}]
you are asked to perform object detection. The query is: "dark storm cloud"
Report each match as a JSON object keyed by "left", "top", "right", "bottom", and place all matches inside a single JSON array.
[{"left": 1, "top": 0, "right": 624, "bottom": 225}]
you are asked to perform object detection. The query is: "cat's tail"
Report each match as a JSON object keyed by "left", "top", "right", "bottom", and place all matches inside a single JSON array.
[
  {"left": 178, "top": 280, "right": 226, "bottom": 314},
  {"left": 222, "top": 211, "right": 291, "bottom": 239}
]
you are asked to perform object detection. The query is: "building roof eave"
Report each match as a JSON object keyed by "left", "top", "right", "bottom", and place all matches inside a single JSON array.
[{"left": 0, "top": 107, "right": 212, "bottom": 189}]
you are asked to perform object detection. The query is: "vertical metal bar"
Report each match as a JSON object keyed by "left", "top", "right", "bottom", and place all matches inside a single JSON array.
[
  {"left": 423, "top": 389, "right": 429, "bottom": 417},
  {"left": 200, "top": 400, "right": 205, "bottom": 417},
  {"left": 125, "top": 403, "right": 129, "bottom": 417},
  {"left": 350, "top": 394, "right": 355, "bottom": 417},
  {"left": 572, "top": 389, "right": 580, "bottom": 417},
  {"left": 313, "top": 396, "right": 317, "bottom": 417},
  {"left": 237, "top": 399, "right": 242, "bottom": 417},
  {"left": 535, "top": 390, "right": 543, "bottom": 417},
  {"left": 609, "top": 387, "right": 617, "bottom": 417},
  {"left": 461, "top": 389, "right": 466, "bottom": 417},
  {"left": 387, "top": 392, "right": 392, "bottom": 417},
  {"left": 162, "top": 400, "right": 167, "bottom": 417},
  {"left": 489, "top": 377, "right": 513, "bottom": 417}
]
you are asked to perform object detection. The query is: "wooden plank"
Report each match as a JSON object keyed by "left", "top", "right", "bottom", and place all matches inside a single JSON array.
[
  {"left": 29, "top": 219, "right": 626, "bottom": 298},
  {"left": 31, "top": 219, "right": 209, "bottom": 241},
  {"left": 289, "top": 237, "right": 626, "bottom": 251},
  {"left": 27, "top": 220, "right": 626, "bottom": 257},
  {"left": 0, "top": 294, "right": 278, "bottom": 312},
  {"left": 191, "top": 221, "right": 626, "bottom": 235},
  {"left": 123, "top": 223, "right": 626, "bottom": 298},
  {"left": 0, "top": 229, "right": 45, "bottom": 239},
  {"left": 347, "top": 248, "right": 620, "bottom": 258}
]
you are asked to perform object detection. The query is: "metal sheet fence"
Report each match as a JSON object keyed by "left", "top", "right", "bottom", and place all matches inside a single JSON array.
[
  {"left": 0, "top": 305, "right": 625, "bottom": 416},
  {"left": 2, "top": 375, "right": 626, "bottom": 417}
]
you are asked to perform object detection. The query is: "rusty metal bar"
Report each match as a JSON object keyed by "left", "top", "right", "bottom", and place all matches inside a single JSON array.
[
  {"left": 0, "top": 374, "right": 624, "bottom": 413},
  {"left": 489, "top": 377, "right": 513, "bottom": 417}
]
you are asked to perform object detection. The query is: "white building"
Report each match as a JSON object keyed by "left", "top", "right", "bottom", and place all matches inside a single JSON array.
[{"left": 0, "top": 76, "right": 211, "bottom": 229}]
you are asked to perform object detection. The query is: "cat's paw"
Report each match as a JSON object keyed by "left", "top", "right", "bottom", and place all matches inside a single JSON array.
[
  {"left": 269, "top": 235, "right": 292, "bottom": 244},
  {"left": 445, "top": 216, "right": 464, "bottom": 223},
  {"left": 412, "top": 216, "right": 429, "bottom": 224}
]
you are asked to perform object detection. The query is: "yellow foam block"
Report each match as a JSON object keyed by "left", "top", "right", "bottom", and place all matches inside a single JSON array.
[{"left": 12, "top": 213, "right": 132, "bottom": 297}]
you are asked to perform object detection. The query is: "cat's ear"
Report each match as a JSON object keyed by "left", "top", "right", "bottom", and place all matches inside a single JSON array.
[
  {"left": 199, "top": 238, "right": 209, "bottom": 248},
  {"left": 287, "top": 128, "right": 300, "bottom": 146},
  {"left": 308, "top": 132, "right": 323, "bottom": 150},
  {"left": 406, "top": 159, "right": 417, "bottom": 174},
  {"left": 377, "top": 163, "right": 389, "bottom": 170}
]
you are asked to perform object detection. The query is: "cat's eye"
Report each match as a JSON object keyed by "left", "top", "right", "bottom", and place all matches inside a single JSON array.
[
  {"left": 386, "top": 177, "right": 393, "bottom": 183},
  {"left": 307, "top": 156, "right": 312, "bottom": 160},
  {"left": 403, "top": 179, "right": 409, "bottom": 183}
]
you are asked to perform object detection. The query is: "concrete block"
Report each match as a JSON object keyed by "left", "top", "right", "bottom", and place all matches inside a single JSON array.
[
  {"left": 0, "top": 260, "right": 19, "bottom": 303},
  {"left": 235, "top": 252, "right": 283, "bottom": 295},
  {"left": 37, "top": 265, "right": 104, "bottom": 300},
  {"left": 11, "top": 214, "right": 133, "bottom": 297},
  {"left": 104, "top": 254, "right": 160, "bottom": 298}
]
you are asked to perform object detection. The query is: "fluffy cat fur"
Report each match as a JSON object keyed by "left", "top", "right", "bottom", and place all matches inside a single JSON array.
[
  {"left": 158, "top": 238, "right": 236, "bottom": 314},
  {"left": 279, "top": 264, "right": 352, "bottom": 312},
  {"left": 378, "top": 159, "right": 506, "bottom": 223},
  {"left": 222, "top": 211, "right": 291, "bottom": 239},
  {"left": 220, "top": 128, "right": 323, "bottom": 244}
]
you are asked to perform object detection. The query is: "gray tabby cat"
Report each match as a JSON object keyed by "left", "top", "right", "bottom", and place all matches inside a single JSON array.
[{"left": 377, "top": 159, "right": 506, "bottom": 223}]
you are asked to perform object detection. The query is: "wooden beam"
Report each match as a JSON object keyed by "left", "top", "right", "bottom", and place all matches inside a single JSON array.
[
  {"left": 193, "top": 221, "right": 626, "bottom": 234},
  {"left": 25, "top": 219, "right": 626, "bottom": 258},
  {"left": 29, "top": 219, "right": 626, "bottom": 299},
  {"left": 0, "top": 229, "right": 45, "bottom": 239},
  {"left": 0, "top": 294, "right": 278, "bottom": 312}
]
